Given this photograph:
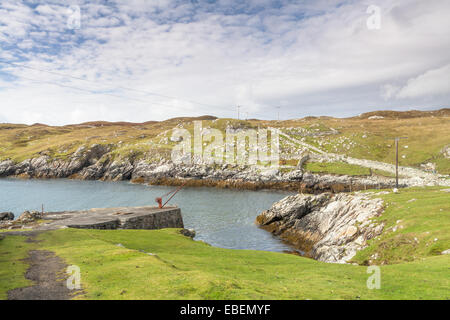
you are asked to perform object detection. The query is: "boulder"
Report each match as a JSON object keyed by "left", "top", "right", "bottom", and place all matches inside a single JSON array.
[
  {"left": 297, "top": 154, "right": 310, "bottom": 168},
  {"left": 17, "top": 210, "right": 42, "bottom": 223},
  {"left": 0, "top": 212, "right": 14, "bottom": 221},
  {"left": 180, "top": 228, "right": 196, "bottom": 238}
]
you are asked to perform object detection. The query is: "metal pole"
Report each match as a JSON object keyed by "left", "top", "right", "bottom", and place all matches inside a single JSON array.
[
  {"left": 395, "top": 138, "right": 399, "bottom": 189},
  {"left": 162, "top": 181, "right": 187, "bottom": 208}
]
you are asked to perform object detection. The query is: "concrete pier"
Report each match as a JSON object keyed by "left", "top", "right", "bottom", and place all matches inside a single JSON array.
[{"left": 42, "top": 206, "right": 183, "bottom": 230}]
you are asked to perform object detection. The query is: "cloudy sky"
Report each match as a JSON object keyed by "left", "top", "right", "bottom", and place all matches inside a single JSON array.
[{"left": 0, "top": 0, "right": 449, "bottom": 125}]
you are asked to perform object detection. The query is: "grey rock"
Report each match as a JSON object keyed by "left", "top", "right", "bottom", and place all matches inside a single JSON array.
[
  {"left": 180, "top": 228, "right": 196, "bottom": 238},
  {"left": 17, "top": 211, "right": 42, "bottom": 223},
  {"left": 257, "top": 192, "right": 385, "bottom": 264},
  {"left": 297, "top": 154, "right": 310, "bottom": 168},
  {"left": 0, "top": 212, "right": 14, "bottom": 221}
]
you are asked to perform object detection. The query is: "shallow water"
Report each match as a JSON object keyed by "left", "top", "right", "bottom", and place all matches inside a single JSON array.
[{"left": 0, "top": 178, "right": 295, "bottom": 252}]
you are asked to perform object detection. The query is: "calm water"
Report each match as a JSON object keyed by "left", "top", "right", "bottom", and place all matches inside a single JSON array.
[{"left": 0, "top": 178, "right": 295, "bottom": 252}]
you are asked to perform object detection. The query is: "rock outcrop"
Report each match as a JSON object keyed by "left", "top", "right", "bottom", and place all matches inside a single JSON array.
[
  {"left": 256, "top": 192, "right": 385, "bottom": 263},
  {"left": 0, "top": 155, "right": 397, "bottom": 192},
  {"left": 0, "top": 210, "right": 43, "bottom": 229},
  {"left": 17, "top": 210, "right": 42, "bottom": 223},
  {"left": 1, "top": 139, "right": 448, "bottom": 191},
  {"left": 0, "top": 212, "right": 14, "bottom": 221}
]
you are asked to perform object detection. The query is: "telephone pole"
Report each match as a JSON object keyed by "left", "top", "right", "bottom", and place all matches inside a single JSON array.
[{"left": 390, "top": 137, "right": 408, "bottom": 189}]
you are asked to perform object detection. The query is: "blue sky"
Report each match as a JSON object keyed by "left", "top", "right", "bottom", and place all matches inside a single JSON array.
[{"left": 0, "top": 0, "right": 449, "bottom": 125}]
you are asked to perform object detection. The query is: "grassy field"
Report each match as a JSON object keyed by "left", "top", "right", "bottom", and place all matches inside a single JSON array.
[
  {"left": 353, "top": 187, "right": 450, "bottom": 265},
  {"left": 0, "top": 235, "right": 33, "bottom": 299},
  {"left": 1, "top": 228, "right": 448, "bottom": 300},
  {"left": 303, "top": 161, "right": 372, "bottom": 176},
  {"left": 0, "top": 187, "right": 449, "bottom": 300},
  {"left": 1, "top": 109, "right": 449, "bottom": 174}
]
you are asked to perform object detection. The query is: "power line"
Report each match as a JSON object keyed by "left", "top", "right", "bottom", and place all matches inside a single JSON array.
[
  {"left": 15, "top": 74, "right": 187, "bottom": 109},
  {"left": 0, "top": 60, "right": 227, "bottom": 110},
  {"left": 1, "top": 62, "right": 295, "bottom": 120}
]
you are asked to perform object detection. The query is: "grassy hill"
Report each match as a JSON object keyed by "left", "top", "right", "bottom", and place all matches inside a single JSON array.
[{"left": 1, "top": 109, "right": 449, "bottom": 176}]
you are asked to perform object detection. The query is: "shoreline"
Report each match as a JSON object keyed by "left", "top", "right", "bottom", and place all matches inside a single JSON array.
[{"left": 2, "top": 167, "right": 397, "bottom": 194}]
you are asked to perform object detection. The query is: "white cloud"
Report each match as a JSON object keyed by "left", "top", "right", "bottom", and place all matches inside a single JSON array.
[
  {"left": 0, "top": 0, "right": 449, "bottom": 124},
  {"left": 380, "top": 84, "right": 400, "bottom": 100},
  {"left": 396, "top": 64, "right": 450, "bottom": 99}
]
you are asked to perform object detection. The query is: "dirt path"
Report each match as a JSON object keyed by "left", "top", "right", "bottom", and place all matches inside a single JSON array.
[
  {"left": 8, "top": 248, "right": 83, "bottom": 300},
  {"left": 281, "top": 131, "right": 450, "bottom": 185}
]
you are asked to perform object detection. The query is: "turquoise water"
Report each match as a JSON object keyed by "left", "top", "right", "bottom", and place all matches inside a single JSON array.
[{"left": 0, "top": 178, "right": 295, "bottom": 252}]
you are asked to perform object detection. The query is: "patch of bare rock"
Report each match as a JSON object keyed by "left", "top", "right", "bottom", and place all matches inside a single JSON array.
[
  {"left": 0, "top": 210, "right": 42, "bottom": 230},
  {"left": 256, "top": 192, "right": 385, "bottom": 264}
]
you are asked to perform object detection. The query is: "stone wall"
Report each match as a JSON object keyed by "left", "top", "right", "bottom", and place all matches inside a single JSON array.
[
  {"left": 42, "top": 206, "right": 184, "bottom": 231},
  {"left": 119, "top": 208, "right": 184, "bottom": 230}
]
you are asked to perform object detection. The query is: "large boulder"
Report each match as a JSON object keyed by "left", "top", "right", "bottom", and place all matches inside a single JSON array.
[
  {"left": 0, "top": 160, "right": 16, "bottom": 177},
  {"left": 16, "top": 211, "right": 42, "bottom": 223},
  {"left": 0, "top": 212, "right": 14, "bottom": 221}
]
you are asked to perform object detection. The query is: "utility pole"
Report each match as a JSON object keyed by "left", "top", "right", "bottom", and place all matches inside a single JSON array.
[
  {"left": 390, "top": 137, "right": 408, "bottom": 189},
  {"left": 237, "top": 105, "right": 241, "bottom": 120}
]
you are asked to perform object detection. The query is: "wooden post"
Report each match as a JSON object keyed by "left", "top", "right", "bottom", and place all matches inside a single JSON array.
[
  {"left": 387, "top": 137, "right": 407, "bottom": 189},
  {"left": 395, "top": 138, "right": 399, "bottom": 189}
]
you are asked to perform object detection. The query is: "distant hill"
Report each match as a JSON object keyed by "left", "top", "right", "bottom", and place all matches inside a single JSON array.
[
  {"left": 0, "top": 108, "right": 449, "bottom": 175},
  {"left": 357, "top": 108, "right": 450, "bottom": 119}
]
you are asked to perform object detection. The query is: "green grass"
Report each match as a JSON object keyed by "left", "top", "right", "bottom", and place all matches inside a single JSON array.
[
  {"left": 304, "top": 161, "right": 372, "bottom": 176},
  {"left": 0, "top": 235, "right": 34, "bottom": 299},
  {"left": 371, "top": 169, "right": 397, "bottom": 178},
  {"left": 353, "top": 187, "right": 450, "bottom": 265},
  {"left": 1, "top": 229, "right": 448, "bottom": 299},
  {"left": 1, "top": 114, "right": 449, "bottom": 175},
  {"left": 1, "top": 187, "right": 449, "bottom": 300},
  {"left": 434, "top": 154, "right": 450, "bottom": 175}
]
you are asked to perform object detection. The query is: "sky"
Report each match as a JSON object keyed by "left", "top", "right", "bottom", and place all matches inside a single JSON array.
[{"left": 0, "top": 0, "right": 449, "bottom": 125}]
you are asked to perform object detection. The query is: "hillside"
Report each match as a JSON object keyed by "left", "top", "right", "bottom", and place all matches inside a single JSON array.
[{"left": 0, "top": 109, "right": 449, "bottom": 186}]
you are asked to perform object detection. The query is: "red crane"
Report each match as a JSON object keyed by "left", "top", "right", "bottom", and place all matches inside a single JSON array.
[{"left": 155, "top": 182, "right": 187, "bottom": 208}]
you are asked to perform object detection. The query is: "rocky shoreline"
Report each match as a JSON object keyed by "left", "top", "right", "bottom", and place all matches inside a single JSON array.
[
  {"left": 0, "top": 143, "right": 426, "bottom": 193},
  {"left": 256, "top": 192, "right": 385, "bottom": 263}
]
